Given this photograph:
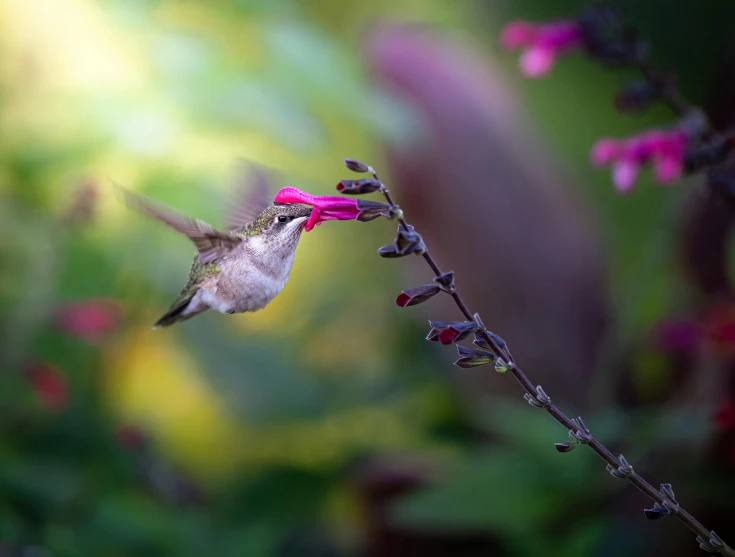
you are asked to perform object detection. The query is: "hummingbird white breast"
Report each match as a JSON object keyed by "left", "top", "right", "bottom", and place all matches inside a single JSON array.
[{"left": 200, "top": 225, "right": 302, "bottom": 315}]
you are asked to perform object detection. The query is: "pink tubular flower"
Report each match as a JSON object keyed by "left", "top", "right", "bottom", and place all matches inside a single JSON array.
[
  {"left": 274, "top": 187, "right": 361, "bottom": 232},
  {"left": 54, "top": 298, "right": 122, "bottom": 342},
  {"left": 590, "top": 129, "right": 688, "bottom": 193},
  {"left": 500, "top": 20, "right": 582, "bottom": 77},
  {"left": 25, "top": 362, "right": 68, "bottom": 413}
]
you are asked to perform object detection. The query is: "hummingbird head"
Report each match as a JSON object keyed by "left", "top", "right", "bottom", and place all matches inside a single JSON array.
[{"left": 247, "top": 203, "right": 313, "bottom": 248}]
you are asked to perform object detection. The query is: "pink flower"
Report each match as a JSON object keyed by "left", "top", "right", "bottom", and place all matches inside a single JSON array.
[
  {"left": 54, "top": 299, "right": 122, "bottom": 342},
  {"left": 274, "top": 187, "right": 361, "bottom": 232},
  {"left": 500, "top": 20, "right": 582, "bottom": 78},
  {"left": 590, "top": 129, "right": 688, "bottom": 193},
  {"left": 25, "top": 362, "right": 68, "bottom": 413}
]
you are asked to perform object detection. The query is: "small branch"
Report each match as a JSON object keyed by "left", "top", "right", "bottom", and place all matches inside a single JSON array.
[{"left": 354, "top": 161, "right": 733, "bottom": 556}]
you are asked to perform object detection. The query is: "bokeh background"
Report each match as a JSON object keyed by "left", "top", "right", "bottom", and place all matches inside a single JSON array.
[{"left": 1, "top": 0, "right": 735, "bottom": 555}]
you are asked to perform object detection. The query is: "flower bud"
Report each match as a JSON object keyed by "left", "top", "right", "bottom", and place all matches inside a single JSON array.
[
  {"left": 614, "top": 79, "right": 664, "bottom": 113},
  {"left": 473, "top": 333, "right": 492, "bottom": 350},
  {"left": 554, "top": 441, "right": 578, "bottom": 453},
  {"left": 426, "top": 320, "right": 478, "bottom": 345},
  {"left": 378, "top": 245, "right": 405, "bottom": 258},
  {"left": 344, "top": 158, "right": 371, "bottom": 173},
  {"left": 396, "top": 285, "right": 441, "bottom": 307},
  {"left": 356, "top": 199, "right": 396, "bottom": 222},
  {"left": 577, "top": 3, "right": 644, "bottom": 65},
  {"left": 453, "top": 345, "right": 496, "bottom": 368},
  {"left": 643, "top": 504, "right": 671, "bottom": 520},
  {"left": 394, "top": 225, "right": 426, "bottom": 256},
  {"left": 488, "top": 331, "right": 507, "bottom": 348},
  {"left": 336, "top": 179, "right": 384, "bottom": 195}
]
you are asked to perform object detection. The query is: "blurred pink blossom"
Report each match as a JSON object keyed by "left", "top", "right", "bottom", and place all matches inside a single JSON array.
[
  {"left": 26, "top": 362, "right": 68, "bottom": 413},
  {"left": 590, "top": 129, "right": 688, "bottom": 192},
  {"left": 500, "top": 20, "right": 581, "bottom": 77},
  {"left": 274, "top": 187, "right": 360, "bottom": 231},
  {"left": 54, "top": 299, "right": 122, "bottom": 342}
]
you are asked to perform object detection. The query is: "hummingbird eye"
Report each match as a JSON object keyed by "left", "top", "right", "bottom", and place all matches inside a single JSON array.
[{"left": 277, "top": 215, "right": 289, "bottom": 223}]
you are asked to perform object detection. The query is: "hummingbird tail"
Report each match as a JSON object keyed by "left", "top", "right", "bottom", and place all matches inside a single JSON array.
[{"left": 152, "top": 294, "right": 206, "bottom": 329}]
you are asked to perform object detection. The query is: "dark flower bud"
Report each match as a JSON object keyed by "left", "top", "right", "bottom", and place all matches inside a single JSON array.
[
  {"left": 660, "top": 483, "right": 676, "bottom": 502},
  {"left": 687, "top": 139, "right": 732, "bottom": 175},
  {"left": 426, "top": 320, "right": 478, "bottom": 345},
  {"left": 643, "top": 504, "right": 672, "bottom": 520},
  {"left": 426, "top": 320, "right": 451, "bottom": 341},
  {"left": 453, "top": 345, "right": 496, "bottom": 368},
  {"left": 489, "top": 331, "right": 507, "bottom": 348},
  {"left": 394, "top": 225, "right": 426, "bottom": 255},
  {"left": 577, "top": 3, "right": 644, "bottom": 65},
  {"left": 433, "top": 271, "right": 455, "bottom": 292},
  {"left": 473, "top": 333, "right": 492, "bottom": 350},
  {"left": 554, "top": 441, "right": 578, "bottom": 453},
  {"left": 474, "top": 331, "right": 507, "bottom": 351},
  {"left": 336, "top": 179, "right": 384, "bottom": 195},
  {"left": 677, "top": 109, "right": 709, "bottom": 138},
  {"left": 356, "top": 199, "right": 397, "bottom": 222},
  {"left": 396, "top": 285, "right": 441, "bottom": 307},
  {"left": 344, "top": 158, "right": 371, "bottom": 173},
  {"left": 614, "top": 79, "right": 665, "bottom": 113},
  {"left": 378, "top": 245, "right": 405, "bottom": 258}
]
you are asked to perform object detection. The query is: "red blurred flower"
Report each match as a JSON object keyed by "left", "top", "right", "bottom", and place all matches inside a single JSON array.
[
  {"left": 500, "top": 20, "right": 582, "bottom": 78},
  {"left": 591, "top": 129, "right": 688, "bottom": 193},
  {"left": 274, "top": 187, "right": 360, "bottom": 232},
  {"left": 54, "top": 298, "right": 122, "bottom": 342},
  {"left": 26, "top": 362, "right": 68, "bottom": 413}
]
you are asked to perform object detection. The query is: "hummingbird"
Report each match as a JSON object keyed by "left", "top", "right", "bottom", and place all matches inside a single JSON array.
[{"left": 120, "top": 167, "right": 313, "bottom": 328}]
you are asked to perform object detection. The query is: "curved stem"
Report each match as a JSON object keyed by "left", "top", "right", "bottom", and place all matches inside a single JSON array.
[{"left": 374, "top": 172, "right": 734, "bottom": 556}]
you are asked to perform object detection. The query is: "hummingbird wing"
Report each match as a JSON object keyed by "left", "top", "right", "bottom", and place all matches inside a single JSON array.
[
  {"left": 222, "top": 162, "right": 274, "bottom": 231},
  {"left": 119, "top": 187, "right": 243, "bottom": 264}
]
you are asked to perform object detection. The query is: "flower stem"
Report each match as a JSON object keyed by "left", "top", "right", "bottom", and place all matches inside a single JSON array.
[{"left": 373, "top": 170, "right": 734, "bottom": 556}]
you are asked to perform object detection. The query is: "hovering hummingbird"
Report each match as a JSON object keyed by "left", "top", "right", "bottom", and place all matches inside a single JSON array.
[{"left": 120, "top": 167, "right": 312, "bottom": 328}]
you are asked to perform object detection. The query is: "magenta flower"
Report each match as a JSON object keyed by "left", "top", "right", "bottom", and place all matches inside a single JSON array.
[
  {"left": 274, "top": 187, "right": 361, "bottom": 232},
  {"left": 591, "top": 129, "right": 688, "bottom": 193},
  {"left": 500, "top": 20, "right": 582, "bottom": 77},
  {"left": 54, "top": 298, "right": 122, "bottom": 342}
]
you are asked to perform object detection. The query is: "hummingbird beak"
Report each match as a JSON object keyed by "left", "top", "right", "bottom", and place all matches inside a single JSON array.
[{"left": 290, "top": 214, "right": 310, "bottom": 230}]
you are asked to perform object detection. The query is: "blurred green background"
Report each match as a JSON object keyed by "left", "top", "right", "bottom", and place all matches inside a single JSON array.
[{"left": 1, "top": 0, "right": 735, "bottom": 555}]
